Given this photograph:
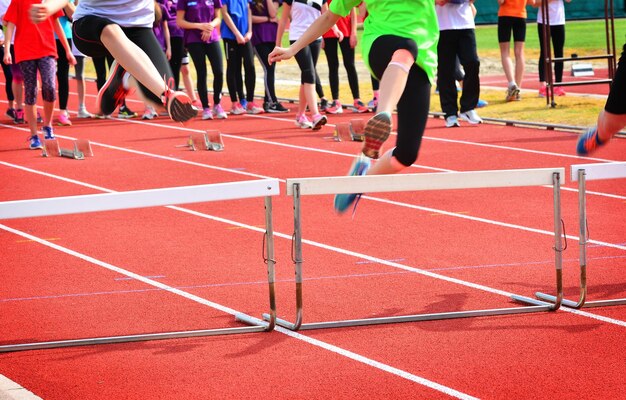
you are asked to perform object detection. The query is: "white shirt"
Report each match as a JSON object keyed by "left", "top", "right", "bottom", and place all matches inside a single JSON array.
[
  {"left": 73, "top": 0, "right": 155, "bottom": 28},
  {"left": 436, "top": 2, "right": 475, "bottom": 31},
  {"left": 537, "top": 0, "right": 565, "bottom": 26},
  {"left": 288, "top": 0, "right": 324, "bottom": 41}
]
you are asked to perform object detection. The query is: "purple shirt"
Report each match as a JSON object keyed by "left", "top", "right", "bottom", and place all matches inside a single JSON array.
[
  {"left": 167, "top": 0, "right": 184, "bottom": 38},
  {"left": 250, "top": 0, "right": 278, "bottom": 46},
  {"left": 153, "top": 3, "right": 171, "bottom": 51},
  {"left": 177, "top": 0, "right": 223, "bottom": 45}
]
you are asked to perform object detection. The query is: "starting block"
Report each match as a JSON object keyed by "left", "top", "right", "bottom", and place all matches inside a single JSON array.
[
  {"left": 333, "top": 120, "right": 366, "bottom": 142},
  {"left": 350, "top": 119, "right": 365, "bottom": 142},
  {"left": 185, "top": 131, "right": 224, "bottom": 151},
  {"left": 333, "top": 122, "right": 353, "bottom": 142},
  {"left": 43, "top": 138, "right": 93, "bottom": 160}
]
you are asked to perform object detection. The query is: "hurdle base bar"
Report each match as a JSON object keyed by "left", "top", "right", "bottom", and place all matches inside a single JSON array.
[
  {"left": 263, "top": 303, "right": 555, "bottom": 331},
  {"left": 0, "top": 316, "right": 271, "bottom": 353}
]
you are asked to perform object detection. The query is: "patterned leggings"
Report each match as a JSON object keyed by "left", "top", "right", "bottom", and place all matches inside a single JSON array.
[{"left": 18, "top": 56, "right": 57, "bottom": 106}]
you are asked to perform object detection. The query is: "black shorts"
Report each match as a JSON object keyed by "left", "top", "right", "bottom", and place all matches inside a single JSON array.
[
  {"left": 368, "top": 35, "right": 418, "bottom": 81},
  {"left": 605, "top": 43, "right": 626, "bottom": 115},
  {"left": 498, "top": 16, "right": 526, "bottom": 43}
]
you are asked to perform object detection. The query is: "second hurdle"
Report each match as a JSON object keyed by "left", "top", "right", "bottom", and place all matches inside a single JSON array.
[{"left": 268, "top": 167, "right": 566, "bottom": 331}]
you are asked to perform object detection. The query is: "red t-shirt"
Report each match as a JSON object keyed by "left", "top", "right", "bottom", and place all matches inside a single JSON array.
[
  {"left": 323, "top": 0, "right": 352, "bottom": 39},
  {"left": 4, "top": 0, "right": 63, "bottom": 63}
]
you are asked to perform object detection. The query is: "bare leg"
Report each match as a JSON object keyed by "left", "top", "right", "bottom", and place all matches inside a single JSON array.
[
  {"left": 499, "top": 42, "right": 515, "bottom": 85},
  {"left": 181, "top": 64, "right": 197, "bottom": 102},
  {"left": 42, "top": 100, "right": 54, "bottom": 127},
  {"left": 367, "top": 148, "right": 406, "bottom": 175},
  {"left": 597, "top": 110, "right": 626, "bottom": 142},
  {"left": 361, "top": 49, "right": 413, "bottom": 159},
  {"left": 513, "top": 41, "right": 525, "bottom": 88},
  {"left": 24, "top": 104, "right": 37, "bottom": 136},
  {"left": 303, "top": 82, "right": 319, "bottom": 116}
]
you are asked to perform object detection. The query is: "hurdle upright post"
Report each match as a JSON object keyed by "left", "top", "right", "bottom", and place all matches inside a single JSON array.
[{"left": 536, "top": 163, "right": 626, "bottom": 308}]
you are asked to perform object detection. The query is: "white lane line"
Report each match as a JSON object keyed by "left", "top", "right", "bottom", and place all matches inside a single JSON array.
[
  {"left": 0, "top": 223, "right": 479, "bottom": 400},
  {"left": 2, "top": 161, "right": 625, "bottom": 326}
]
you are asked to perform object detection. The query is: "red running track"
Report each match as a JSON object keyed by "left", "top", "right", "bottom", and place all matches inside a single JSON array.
[{"left": 0, "top": 79, "right": 625, "bottom": 399}]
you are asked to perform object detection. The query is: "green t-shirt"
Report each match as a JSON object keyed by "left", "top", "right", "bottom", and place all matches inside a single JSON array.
[{"left": 329, "top": 0, "right": 439, "bottom": 84}]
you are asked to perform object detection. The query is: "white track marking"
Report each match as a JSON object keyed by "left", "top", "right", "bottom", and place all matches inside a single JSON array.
[
  {"left": 0, "top": 223, "right": 479, "bottom": 399},
  {"left": 2, "top": 162, "right": 625, "bottom": 327}
]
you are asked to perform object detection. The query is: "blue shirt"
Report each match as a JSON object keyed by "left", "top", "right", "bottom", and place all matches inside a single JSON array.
[{"left": 219, "top": 0, "right": 252, "bottom": 40}]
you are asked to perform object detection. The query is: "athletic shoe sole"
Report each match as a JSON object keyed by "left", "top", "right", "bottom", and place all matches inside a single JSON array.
[
  {"left": 362, "top": 112, "right": 392, "bottom": 159},
  {"left": 97, "top": 61, "right": 128, "bottom": 116},
  {"left": 166, "top": 91, "right": 197, "bottom": 123}
]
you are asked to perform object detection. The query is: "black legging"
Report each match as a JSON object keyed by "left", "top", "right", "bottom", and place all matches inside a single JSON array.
[
  {"left": 187, "top": 41, "right": 224, "bottom": 108},
  {"left": 169, "top": 36, "right": 185, "bottom": 90},
  {"left": 93, "top": 54, "right": 114, "bottom": 90},
  {"left": 253, "top": 41, "right": 278, "bottom": 104},
  {"left": 369, "top": 35, "right": 430, "bottom": 167},
  {"left": 92, "top": 54, "right": 130, "bottom": 109},
  {"left": 0, "top": 47, "right": 14, "bottom": 102},
  {"left": 55, "top": 38, "right": 72, "bottom": 110},
  {"left": 223, "top": 39, "right": 256, "bottom": 103},
  {"left": 323, "top": 37, "right": 360, "bottom": 100},
  {"left": 537, "top": 23, "right": 565, "bottom": 83}
]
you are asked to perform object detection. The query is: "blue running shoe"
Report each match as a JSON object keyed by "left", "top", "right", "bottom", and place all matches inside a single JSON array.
[
  {"left": 334, "top": 154, "right": 371, "bottom": 214},
  {"left": 29, "top": 135, "right": 42, "bottom": 150},
  {"left": 577, "top": 127, "right": 604, "bottom": 156},
  {"left": 42, "top": 126, "right": 54, "bottom": 140},
  {"left": 476, "top": 99, "right": 488, "bottom": 108}
]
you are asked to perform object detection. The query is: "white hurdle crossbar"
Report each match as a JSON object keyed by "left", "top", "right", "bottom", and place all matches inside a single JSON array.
[
  {"left": 0, "top": 179, "right": 280, "bottom": 353},
  {"left": 537, "top": 162, "right": 626, "bottom": 308},
  {"left": 268, "top": 168, "right": 565, "bottom": 331}
]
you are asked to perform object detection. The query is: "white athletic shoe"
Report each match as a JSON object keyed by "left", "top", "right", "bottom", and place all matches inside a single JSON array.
[
  {"left": 445, "top": 115, "right": 461, "bottom": 128},
  {"left": 459, "top": 109, "right": 483, "bottom": 124}
]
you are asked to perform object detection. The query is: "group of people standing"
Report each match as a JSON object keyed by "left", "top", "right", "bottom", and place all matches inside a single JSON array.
[{"left": 0, "top": 0, "right": 623, "bottom": 214}]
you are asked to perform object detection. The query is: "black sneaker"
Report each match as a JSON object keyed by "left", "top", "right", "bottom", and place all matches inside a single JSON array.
[
  {"left": 98, "top": 61, "right": 129, "bottom": 116},
  {"left": 265, "top": 101, "right": 289, "bottom": 113},
  {"left": 118, "top": 105, "right": 138, "bottom": 119},
  {"left": 319, "top": 98, "right": 329, "bottom": 112}
]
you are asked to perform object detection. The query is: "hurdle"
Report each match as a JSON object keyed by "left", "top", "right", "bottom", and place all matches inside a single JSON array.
[
  {"left": 535, "top": 162, "right": 626, "bottom": 308},
  {"left": 266, "top": 168, "right": 565, "bottom": 331},
  {"left": 0, "top": 179, "right": 279, "bottom": 352}
]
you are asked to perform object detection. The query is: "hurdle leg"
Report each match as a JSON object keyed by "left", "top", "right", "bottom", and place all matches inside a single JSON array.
[
  {"left": 263, "top": 183, "right": 304, "bottom": 330},
  {"left": 237, "top": 195, "right": 276, "bottom": 330},
  {"left": 514, "top": 172, "right": 564, "bottom": 310}
]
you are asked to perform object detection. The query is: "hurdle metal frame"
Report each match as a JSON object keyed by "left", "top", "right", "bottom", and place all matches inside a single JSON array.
[
  {"left": 540, "top": 0, "right": 617, "bottom": 107},
  {"left": 536, "top": 162, "right": 626, "bottom": 308},
  {"left": 266, "top": 168, "right": 565, "bottom": 331},
  {"left": 0, "top": 179, "right": 280, "bottom": 353}
]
